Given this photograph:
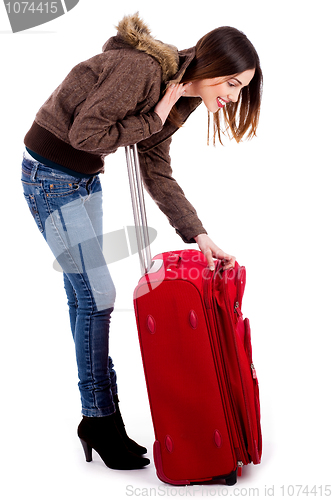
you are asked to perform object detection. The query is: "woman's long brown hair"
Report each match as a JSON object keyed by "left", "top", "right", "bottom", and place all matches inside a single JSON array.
[{"left": 171, "top": 26, "right": 263, "bottom": 145}]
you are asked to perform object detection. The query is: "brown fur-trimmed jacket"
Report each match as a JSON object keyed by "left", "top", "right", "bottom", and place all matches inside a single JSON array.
[{"left": 24, "top": 13, "right": 206, "bottom": 242}]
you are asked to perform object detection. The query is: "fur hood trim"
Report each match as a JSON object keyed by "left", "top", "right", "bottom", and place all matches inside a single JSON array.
[{"left": 114, "top": 13, "right": 179, "bottom": 82}]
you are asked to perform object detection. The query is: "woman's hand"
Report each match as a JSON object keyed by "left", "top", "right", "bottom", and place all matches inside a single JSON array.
[
  {"left": 154, "top": 83, "right": 192, "bottom": 125},
  {"left": 194, "top": 234, "right": 236, "bottom": 271}
]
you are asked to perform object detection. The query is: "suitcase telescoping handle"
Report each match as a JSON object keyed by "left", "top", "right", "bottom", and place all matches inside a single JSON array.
[{"left": 125, "top": 144, "right": 153, "bottom": 276}]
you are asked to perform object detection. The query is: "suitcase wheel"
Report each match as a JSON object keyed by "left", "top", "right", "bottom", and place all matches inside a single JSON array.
[{"left": 225, "top": 469, "right": 237, "bottom": 486}]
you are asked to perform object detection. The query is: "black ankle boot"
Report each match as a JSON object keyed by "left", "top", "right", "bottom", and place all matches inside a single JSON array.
[
  {"left": 77, "top": 413, "right": 150, "bottom": 470},
  {"left": 113, "top": 395, "right": 148, "bottom": 455}
]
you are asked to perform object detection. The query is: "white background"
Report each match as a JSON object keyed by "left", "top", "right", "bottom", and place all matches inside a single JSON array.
[{"left": 1, "top": 0, "right": 332, "bottom": 498}]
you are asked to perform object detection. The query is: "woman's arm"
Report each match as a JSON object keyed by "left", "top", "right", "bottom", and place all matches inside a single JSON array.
[
  {"left": 68, "top": 54, "right": 164, "bottom": 154},
  {"left": 68, "top": 53, "right": 192, "bottom": 155},
  {"left": 138, "top": 137, "right": 206, "bottom": 243},
  {"left": 138, "top": 139, "right": 235, "bottom": 271},
  {"left": 140, "top": 85, "right": 236, "bottom": 270}
]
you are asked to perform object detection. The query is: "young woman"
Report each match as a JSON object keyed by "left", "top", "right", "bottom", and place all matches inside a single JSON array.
[{"left": 21, "top": 13, "right": 262, "bottom": 471}]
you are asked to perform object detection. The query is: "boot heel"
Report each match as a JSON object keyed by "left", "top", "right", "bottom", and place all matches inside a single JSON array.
[{"left": 80, "top": 438, "right": 93, "bottom": 462}]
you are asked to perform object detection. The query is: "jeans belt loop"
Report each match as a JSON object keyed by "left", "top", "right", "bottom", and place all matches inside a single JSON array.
[{"left": 31, "top": 163, "right": 38, "bottom": 181}]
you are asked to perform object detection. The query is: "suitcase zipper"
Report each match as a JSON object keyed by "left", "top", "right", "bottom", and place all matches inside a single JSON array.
[
  {"left": 218, "top": 272, "right": 259, "bottom": 464},
  {"left": 226, "top": 309, "right": 254, "bottom": 463},
  {"left": 211, "top": 299, "right": 249, "bottom": 464},
  {"left": 203, "top": 268, "right": 247, "bottom": 465},
  {"left": 236, "top": 267, "right": 246, "bottom": 307},
  {"left": 233, "top": 269, "right": 261, "bottom": 461},
  {"left": 204, "top": 270, "right": 248, "bottom": 464},
  {"left": 244, "top": 319, "right": 262, "bottom": 459}
]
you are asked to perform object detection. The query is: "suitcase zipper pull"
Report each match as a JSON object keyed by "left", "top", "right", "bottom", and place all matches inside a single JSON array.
[
  {"left": 234, "top": 301, "right": 242, "bottom": 318},
  {"left": 237, "top": 461, "right": 244, "bottom": 476},
  {"left": 251, "top": 363, "right": 257, "bottom": 379}
]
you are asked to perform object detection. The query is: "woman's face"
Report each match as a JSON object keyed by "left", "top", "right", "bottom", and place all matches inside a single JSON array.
[{"left": 186, "top": 69, "right": 255, "bottom": 113}]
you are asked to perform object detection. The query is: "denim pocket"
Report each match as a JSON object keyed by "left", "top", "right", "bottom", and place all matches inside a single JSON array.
[
  {"left": 23, "top": 193, "right": 44, "bottom": 233},
  {"left": 43, "top": 180, "right": 80, "bottom": 197}
]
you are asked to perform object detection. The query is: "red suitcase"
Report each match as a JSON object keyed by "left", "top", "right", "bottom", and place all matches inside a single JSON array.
[{"left": 125, "top": 145, "right": 262, "bottom": 485}]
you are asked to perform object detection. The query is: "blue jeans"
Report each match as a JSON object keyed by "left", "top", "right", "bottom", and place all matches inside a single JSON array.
[{"left": 21, "top": 151, "right": 117, "bottom": 417}]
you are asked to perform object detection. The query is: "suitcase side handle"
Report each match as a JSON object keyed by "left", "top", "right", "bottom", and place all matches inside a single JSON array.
[{"left": 125, "top": 144, "right": 153, "bottom": 276}]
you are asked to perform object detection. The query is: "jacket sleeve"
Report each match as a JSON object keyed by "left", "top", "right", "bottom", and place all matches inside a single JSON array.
[
  {"left": 137, "top": 138, "right": 207, "bottom": 243},
  {"left": 68, "top": 53, "right": 163, "bottom": 154}
]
